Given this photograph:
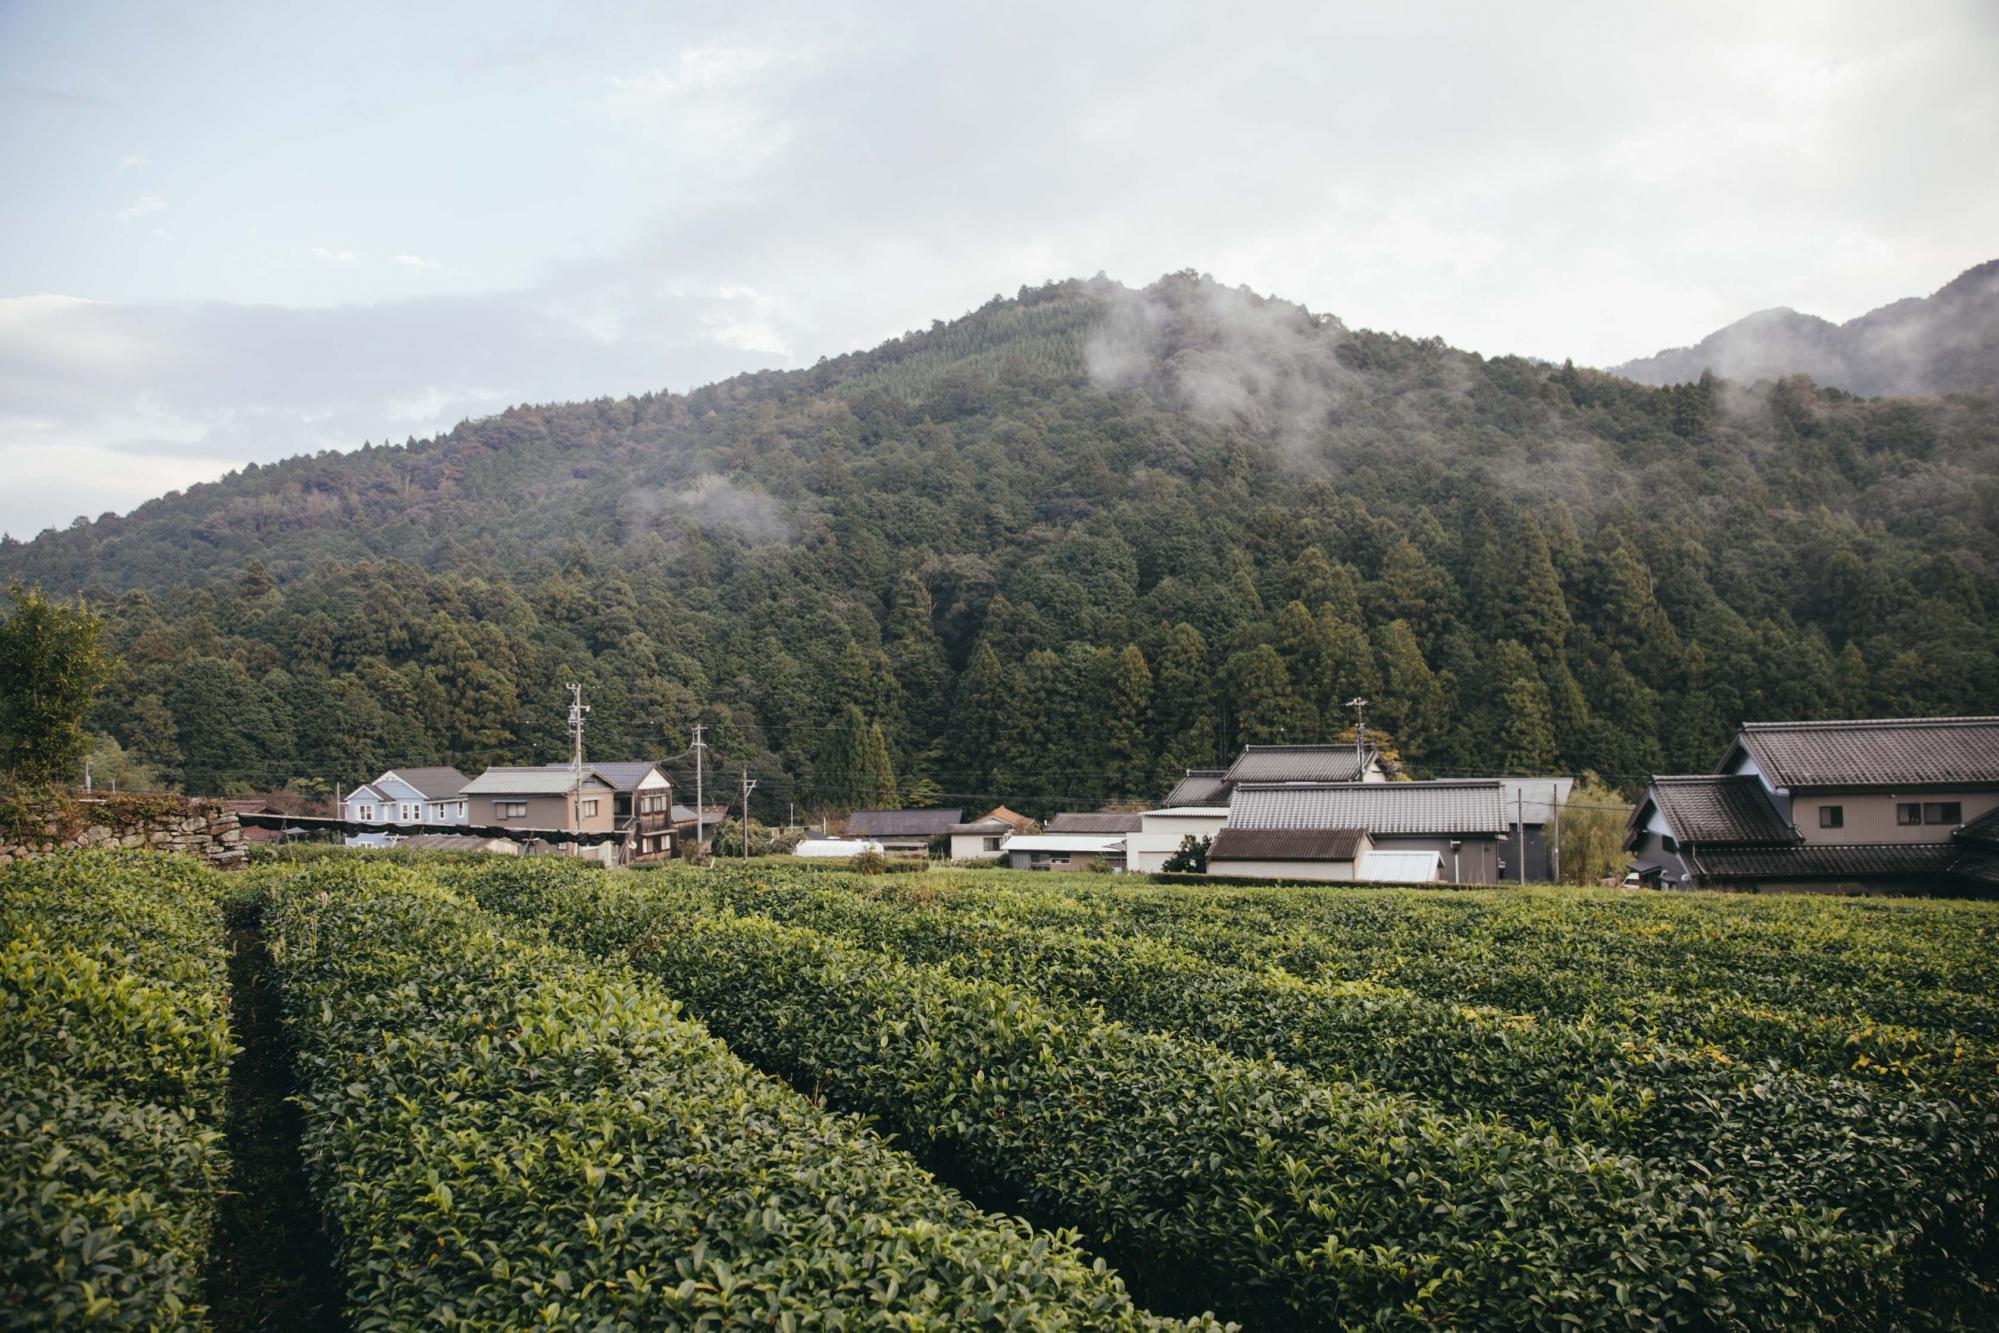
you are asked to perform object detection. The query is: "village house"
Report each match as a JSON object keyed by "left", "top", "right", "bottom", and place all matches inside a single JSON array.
[
  {"left": 1126, "top": 803, "right": 1231, "bottom": 873},
  {"left": 590, "top": 760, "right": 675, "bottom": 863},
  {"left": 341, "top": 766, "right": 470, "bottom": 848},
  {"left": 996, "top": 830, "right": 1127, "bottom": 871},
  {"left": 459, "top": 765, "right": 620, "bottom": 863},
  {"left": 1626, "top": 716, "right": 1999, "bottom": 894},
  {"left": 669, "top": 802, "right": 730, "bottom": 859},
  {"left": 946, "top": 806, "right": 1035, "bottom": 860},
  {"left": 1223, "top": 779, "right": 1508, "bottom": 883},
  {"left": 846, "top": 807, "right": 965, "bottom": 857}
]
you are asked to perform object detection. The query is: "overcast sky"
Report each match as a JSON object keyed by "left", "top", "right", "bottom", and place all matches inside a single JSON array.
[{"left": 3, "top": 0, "right": 1996, "bottom": 539}]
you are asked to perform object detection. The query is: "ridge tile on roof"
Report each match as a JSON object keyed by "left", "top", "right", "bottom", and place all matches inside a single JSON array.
[
  {"left": 1228, "top": 780, "right": 1504, "bottom": 836},
  {"left": 1737, "top": 716, "right": 1999, "bottom": 789}
]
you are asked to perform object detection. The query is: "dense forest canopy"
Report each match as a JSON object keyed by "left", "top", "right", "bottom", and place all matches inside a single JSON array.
[{"left": 4, "top": 272, "right": 1996, "bottom": 817}]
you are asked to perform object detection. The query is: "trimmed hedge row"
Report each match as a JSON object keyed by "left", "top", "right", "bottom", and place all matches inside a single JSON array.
[
  {"left": 1, "top": 851, "right": 234, "bottom": 1330},
  {"left": 676, "top": 868, "right": 1999, "bottom": 1292},
  {"left": 463, "top": 862, "right": 1904, "bottom": 1330},
  {"left": 260, "top": 860, "right": 1207, "bottom": 1330}
]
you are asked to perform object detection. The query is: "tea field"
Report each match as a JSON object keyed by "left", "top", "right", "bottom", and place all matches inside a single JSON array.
[{"left": 6, "top": 849, "right": 1998, "bottom": 1329}]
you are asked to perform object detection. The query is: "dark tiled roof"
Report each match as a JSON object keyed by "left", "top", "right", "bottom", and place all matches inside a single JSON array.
[
  {"left": 390, "top": 766, "right": 471, "bottom": 799},
  {"left": 1162, "top": 769, "right": 1230, "bottom": 806},
  {"left": 1047, "top": 812, "right": 1144, "bottom": 833},
  {"left": 1736, "top": 716, "right": 1999, "bottom": 789},
  {"left": 1649, "top": 775, "right": 1799, "bottom": 846},
  {"left": 1229, "top": 781, "right": 1505, "bottom": 836},
  {"left": 669, "top": 803, "right": 728, "bottom": 824},
  {"left": 1210, "top": 828, "right": 1366, "bottom": 861},
  {"left": 590, "top": 761, "right": 669, "bottom": 792},
  {"left": 462, "top": 766, "right": 614, "bottom": 796},
  {"left": 1951, "top": 850, "right": 1999, "bottom": 886},
  {"left": 847, "top": 808, "right": 964, "bottom": 837},
  {"left": 1224, "top": 745, "right": 1375, "bottom": 785},
  {"left": 1691, "top": 842, "right": 1961, "bottom": 880},
  {"left": 1954, "top": 806, "right": 1999, "bottom": 849}
]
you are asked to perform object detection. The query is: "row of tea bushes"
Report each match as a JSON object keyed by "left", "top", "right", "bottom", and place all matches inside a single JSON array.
[
  {"left": 833, "top": 870, "right": 1999, "bottom": 1101},
  {"left": 260, "top": 860, "right": 1210, "bottom": 1331},
  {"left": 465, "top": 863, "right": 1903, "bottom": 1331},
  {"left": 676, "top": 869, "right": 1998, "bottom": 1294},
  {"left": 1, "top": 851, "right": 234, "bottom": 1329}
]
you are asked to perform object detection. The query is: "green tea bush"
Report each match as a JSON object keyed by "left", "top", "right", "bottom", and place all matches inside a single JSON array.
[
  {"left": 677, "top": 869, "right": 1998, "bottom": 1291},
  {"left": 1, "top": 851, "right": 233, "bottom": 1329},
  {"left": 466, "top": 865, "right": 1901, "bottom": 1330},
  {"left": 261, "top": 859, "right": 1210, "bottom": 1330}
]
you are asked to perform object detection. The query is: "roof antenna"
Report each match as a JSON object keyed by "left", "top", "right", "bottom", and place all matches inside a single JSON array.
[{"left": 1346, "top": 697, "right": 1370, "bottom": 774}]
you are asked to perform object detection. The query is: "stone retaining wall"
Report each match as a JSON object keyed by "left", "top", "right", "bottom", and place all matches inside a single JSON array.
[{"left": 0, "top": 792, "right": 248, "bottom": 869}]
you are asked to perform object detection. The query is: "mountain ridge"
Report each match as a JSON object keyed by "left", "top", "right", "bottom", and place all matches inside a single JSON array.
[{"left": 1612, "top": 259, "right": 1999, "bottom": 396}]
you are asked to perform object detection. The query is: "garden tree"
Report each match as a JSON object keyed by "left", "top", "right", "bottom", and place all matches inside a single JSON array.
[
  {"left": 82, "top": 732, "right": 160, "bottom": 793},
  {"left": 808, "top": 704, "right": 898, "bottom": 811},
  {"left": 1371, "top": 620, "right": 1448, "bottom": 764},
  {"left": 1104, "top": 644, "right": 1153, "bottom": 798},
  {"left": 1227, "top": 643, "right": 1316, "bottom": 747},
  {"left": 0, "top": 583, "right": 109, "bottom": 786},
  {"left": 1487, "top": 641, "right": 1559, "bottom": 774},
  {"left": 1556, "top": 772, "right": 1634, "bottom": 884}
]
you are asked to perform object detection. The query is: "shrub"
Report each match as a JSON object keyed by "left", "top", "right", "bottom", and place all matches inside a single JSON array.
[{"left": 0, "top": 851, "right": 233, "bottom": 1329}]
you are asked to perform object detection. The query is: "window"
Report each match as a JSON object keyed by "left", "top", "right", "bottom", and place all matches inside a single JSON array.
[
  {"left": 1660, "top": 835, "right": 1677, "bottom": 852},
  {"left": 983, "top": 836, "right": 1002, "bottom": 852},
  {"left": 1819, "top": 805, "right": 1843, "bottom": 829},
  {"left": 579, "top": 798, "right": 600, "bottom": 817},
  {"left": 1898, "top": 803, "right": 1922, "bottom": 825},
  {"left": 496, "top": 801, "right": 527, "bottom": 820},
  {"left": 456, "top": 802, "right": 465, "bottom": 817},
  {"left": 1924, "top": 801, "right": 1963, "bottom": 826},
  {"left": 358, "top": 804, "right": 374, "bottom": 822}
]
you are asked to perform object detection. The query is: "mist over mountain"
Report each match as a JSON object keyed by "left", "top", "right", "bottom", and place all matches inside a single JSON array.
[
  {"left": 2, "top": 271, "right": 1994, "bottom": 811},
  {"left": 1613, "top": 259, "right": 1999, "bottom": 397}
]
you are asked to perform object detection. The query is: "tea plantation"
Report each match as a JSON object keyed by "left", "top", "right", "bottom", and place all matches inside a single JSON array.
[{"left": 6, "top": 849, "right": 1998, "bottom": 1329}]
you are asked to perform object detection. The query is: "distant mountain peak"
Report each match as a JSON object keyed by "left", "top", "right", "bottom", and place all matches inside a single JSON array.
[{"left": 1612, "top": 259, "right": 1999, "bottom": 397}]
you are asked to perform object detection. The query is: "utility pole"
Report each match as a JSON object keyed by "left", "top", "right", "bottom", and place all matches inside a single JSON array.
[
  {"left": 740, "top": 765, "right": 757, "bottom": 863},
  {"left": 1517, "top": 790, "right": 1527, "bottom": 885},
  {"left": 567, "top": 683, "right": 589, "bottom": 859},
  {"left": 1345, "top": 697, "right": 1370, "bottom": 772},
  {"left": 1551, "top": 782, "right": 1563, "bottom": 884},
  {"left": 691, "top": 724, "right": 706, "bottom": 862}
]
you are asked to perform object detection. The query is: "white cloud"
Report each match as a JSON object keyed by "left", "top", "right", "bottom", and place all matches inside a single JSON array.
[
  {"left": 116, "top": 194, "right": 166, "bottom": 221},
  {"left": 393, "top": 253, "right": 441, "bottom": 270},
  {"left": 117, "top": 154, "right": 144, "bottom": 169},
  {"left": 307, "top": 246, "right": 359, "bottom": 264}
]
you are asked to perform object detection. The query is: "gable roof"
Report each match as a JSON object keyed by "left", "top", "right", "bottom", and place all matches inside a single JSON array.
[
  {"left": 1956, "top": 806, "right": 1999, "bottom": 850},
  {"left": 1731, "top": 716, "right": 1999, "bottom": 790},
  {"left": 1209, "top": 828, "right": 1366, "bottom": 861},
  {"left": 1229, "top": 780, "right": 1505, "bottom": 836},
  {"left": 847, "top": 808, "right": 964, "bottom": 837},
  {"left": 383, "top": 767, "right": 470, "bottom": 800},
  {"left": 345, "top": 783, "right": 389, "bottom": 804},
  {"left": 589, "top": 761, "right": 670, "bottom": 792},
  {"left": 1162, "top": 769, "right": 1230, "bottom": 807},
  {"left": 1223, "top": 745, "right": 1376, "bottom": 785},
  {"left": 1047, "top": 811, "right": 1144, "bottom": 834},
  {"left": 980, "top": 805, "right": 1037, "bottom": 831},
  {"left": 1643, "top": 775, "right": 1799, "bottom": 847},
  {"left": 461, "top": 766, "right": 615, "bottom": 796}
]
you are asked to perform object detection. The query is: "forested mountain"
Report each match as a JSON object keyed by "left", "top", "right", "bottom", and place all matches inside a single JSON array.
[
  {"left": 1613, "top": 259, "right": 1999, "bottom": 397},
  {"left": 5, "top": 272, "right": 1997, "bottom": 816}
]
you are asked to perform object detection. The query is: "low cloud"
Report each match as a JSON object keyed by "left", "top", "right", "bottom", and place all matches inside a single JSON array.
[
  {"left": 116, "top": 194, "right": 166, "bottom": 221},
  {"left": 393, "top": 253, "right": 441, "bottom": 270},
  {"left": 307, "top": 246, "right": 359, "bottom": 264},
  {"left": 620, "top": 474, "right": 793, "bottom": 547}
]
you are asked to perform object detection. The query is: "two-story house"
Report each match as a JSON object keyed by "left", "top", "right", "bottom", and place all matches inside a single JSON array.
[
  {"left": 342, "top": 767, "right": 469, "bottom": 848},
  {"left": 1625, "top": 716, "right": 1999, "bottom": 893},
  {"left": 459, "top": 765, "right": 620, "bottom": 862},
  {"left": 590, "top": 761, "right": 675, "bottom": 863}
]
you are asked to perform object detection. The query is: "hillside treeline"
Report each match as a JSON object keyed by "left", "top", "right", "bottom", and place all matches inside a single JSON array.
[{"left": 6, "top": 274, "right": 1995, "bottom": 815}]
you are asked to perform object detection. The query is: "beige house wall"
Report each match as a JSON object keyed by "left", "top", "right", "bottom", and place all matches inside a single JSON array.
[
  {"left": 471, "top": 785, "right": 617, "bottom": 833},
  {"left": 1793, "top": 790, "right": 1999, "bottom": 845}
]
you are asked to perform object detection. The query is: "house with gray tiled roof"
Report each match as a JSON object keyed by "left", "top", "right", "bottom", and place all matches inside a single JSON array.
[
  {"left": 1626, "top": 716, "right": 1999, "bottom": 893},
  {"left": 1224, "top": 779, "right": 1507, "bottom": 883},
  {"left": 846, "top": 807, "right": 964, "bottom": 856}
]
